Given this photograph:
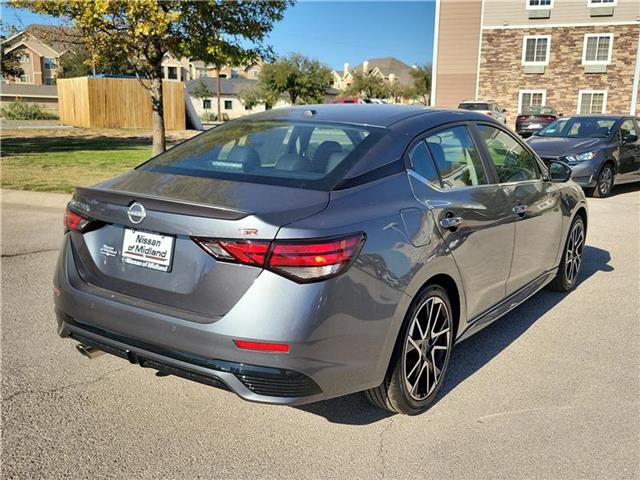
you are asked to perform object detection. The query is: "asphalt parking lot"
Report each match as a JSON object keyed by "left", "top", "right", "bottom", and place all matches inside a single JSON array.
[{"left": 1, "top": 185, "right": 639, "bottom": 479}]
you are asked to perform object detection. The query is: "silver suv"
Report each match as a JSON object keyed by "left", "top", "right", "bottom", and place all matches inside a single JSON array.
[{"left": 458, "top": 99, "right": 507, "bottom": 124}]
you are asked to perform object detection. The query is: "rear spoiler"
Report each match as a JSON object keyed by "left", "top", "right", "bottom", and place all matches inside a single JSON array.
[{"left": 74, "top": 187, "right": 249, "bottom": 221}]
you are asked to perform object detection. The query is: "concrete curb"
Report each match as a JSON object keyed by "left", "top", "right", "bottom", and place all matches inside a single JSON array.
[{"left": 1, "top": 189, "right": 71, "bottom": 210}]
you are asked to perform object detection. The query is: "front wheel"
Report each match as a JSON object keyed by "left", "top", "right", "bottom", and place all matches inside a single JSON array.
[
  {"left": 548, "top": 216, "right": 585, "bottom": 292},
  {"left": 592, "top": 164, "right": 614, "bottom": 198},
  {"left": 365, "top": 285, "right": 454, "bottom": 415}
]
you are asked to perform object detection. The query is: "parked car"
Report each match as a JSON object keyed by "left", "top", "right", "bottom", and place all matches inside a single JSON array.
[
  {"left": 329, "top": 97, "right": 367, "bottom": 104},
  {"left": 527, "top": 115, "right": 640, "bottom": 197},
  {"left": 458, "top": 99, "right": 507, "bottom": 124},
  {"left": 55, "top": 105, "right": 587, "bottom": 415},
  {"left": 329, "top": 97, "right": 388, "bottom": 105},
  {"left": 516, "top": 106, "right": 558, "bottom": 137}
]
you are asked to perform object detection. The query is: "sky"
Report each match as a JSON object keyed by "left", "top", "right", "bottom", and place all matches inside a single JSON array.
[{"left": 0, "top": 0, "right": 435, "bottom": 70}]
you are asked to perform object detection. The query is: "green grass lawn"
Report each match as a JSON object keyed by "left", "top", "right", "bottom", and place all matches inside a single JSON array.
[{"left": 1, "top": 133, "right": 156, "bottom": 193}]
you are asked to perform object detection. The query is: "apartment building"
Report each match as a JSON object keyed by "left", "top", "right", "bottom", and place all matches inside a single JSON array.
[
  {"left": 1, "top": 25, "right": 73, "bottom": 85},
  {"left": 331, "top": 57, "right": 416, "bottom": 91},
  {"left": 431, "top": 0, "right": 640, "bottom": 122},
  {"left": 161, "top": 54, "right": 263, "bottom": 82}
]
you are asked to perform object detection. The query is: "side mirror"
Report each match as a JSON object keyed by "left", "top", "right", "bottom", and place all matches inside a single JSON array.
[
  {"left": 548, "top": 160, "right": 572, "bottom": 183},
  {"left": 623, "top": 133, "right": 638, "bottom": 144},
  {"left": 501, "top": 108, "right": 507, "bottom": 113}
]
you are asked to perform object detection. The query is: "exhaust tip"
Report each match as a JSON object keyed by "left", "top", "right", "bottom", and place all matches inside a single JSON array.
[{"left": 75, "top": 343, "right": 105, "bottom": 359}]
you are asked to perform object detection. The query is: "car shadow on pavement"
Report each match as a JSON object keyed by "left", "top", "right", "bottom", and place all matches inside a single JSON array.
[
  {"left": 294, "top": 245, "right": 613, "bottom": 425},
  {"left": 609, "top": 182, "right": 640, "bottom": 197}
]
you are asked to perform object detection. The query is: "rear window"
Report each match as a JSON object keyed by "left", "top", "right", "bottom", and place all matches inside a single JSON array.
[
  {"left": 458, "top": 103, "right": 490, "bottom": 111},
  {"left": 138, "top": 120, "right": 385, "bottom": 190}
]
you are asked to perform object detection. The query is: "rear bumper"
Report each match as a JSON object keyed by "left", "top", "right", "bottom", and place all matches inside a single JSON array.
[
  {"left": 516, "top": 127, "right": 539, "bottom": 137},
  {"left": 54, "top": 236, "right": 410, "bottom": 405},
  {"left": 57, "top": 313, "right": 322, "bottom": 402}
]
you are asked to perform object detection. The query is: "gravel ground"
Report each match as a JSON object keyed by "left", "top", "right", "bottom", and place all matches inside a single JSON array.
[{"left": 1, "top": 185, "right": 639, "bottom": 479}]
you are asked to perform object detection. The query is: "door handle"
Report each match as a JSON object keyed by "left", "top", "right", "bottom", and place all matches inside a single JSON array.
[
  {"left": 512, "top": 204, "right": 527, "bottom": 216},
  {"left": 439, "top": 215, "right": 463, "bottom": 230}
]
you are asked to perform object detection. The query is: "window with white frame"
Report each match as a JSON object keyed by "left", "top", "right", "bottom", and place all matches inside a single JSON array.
[
  {"left": 18, "top": 53, "right": 30, "bottom": 64},
  {"left": 518, "top": 90, "right": 546, "bottom": 113},
  {"left": 578, "top": 90, "right": 607, "bottom": 114},
  {"left": 17, "top": 74, "right": 31, "bottom": 83},
  {"left": 44, "top": 57, "right": 57, "bottom": 69},
  {"left": 582, "top": 34, "right": 613, "bottom": 64},
  {"left": 527, "top": 0, "right": 553, "bottom": 9},
  {"left": 522, "top": 36, "right": 550, "bottom": 65}
]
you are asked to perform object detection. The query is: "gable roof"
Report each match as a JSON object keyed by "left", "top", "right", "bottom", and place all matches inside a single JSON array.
[
  {"left": 25, "top": 24, "right": 78, "bottom": 54},
  {"left": 350, "top": 57, "right": 415, "bottom": 86},
  {"left": 7, "top": 38, "right": 59, "bottom": 58},
  {"left": 3, "top": 25, "right": 78, "bottom": 57}
]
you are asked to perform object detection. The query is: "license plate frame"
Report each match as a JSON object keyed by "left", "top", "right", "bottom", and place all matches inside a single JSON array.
[{"left": 121, "top": 228, "right": 175, "bottom": 273}]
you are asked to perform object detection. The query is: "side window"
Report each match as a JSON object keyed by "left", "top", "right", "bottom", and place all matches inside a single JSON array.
[
  {"left": 408, "top": 141, "right": 441, "bottom": 188},
  {"left": 425, "top": 126, "right": 488, "bottom": 188},
  {"left": 619, "top": 119, "right": 638, "bottom": 142},
  {"left": 477, "top": 125, "right": 541, "bottom": 183}
]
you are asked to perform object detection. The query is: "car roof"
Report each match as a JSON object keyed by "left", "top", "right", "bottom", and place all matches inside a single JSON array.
[
  {"left": 238, "top": 104, "right": 443, "bottom": 128},
  {"left": 459, "top": 99, "right": 494, "bottom": 103}
]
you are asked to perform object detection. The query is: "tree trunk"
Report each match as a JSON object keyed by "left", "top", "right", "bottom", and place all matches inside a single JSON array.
[
  {"left": 150, "top": 75, "right": 166, "bottom": 156},
  {"left": 216, "top": 74, "right": 222, "bottom": 121}
]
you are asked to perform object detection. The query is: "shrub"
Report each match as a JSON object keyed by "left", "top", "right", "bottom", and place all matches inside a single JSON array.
[
  {"left": 1, "top": 101, "right": 59, "bottom": 120},
  {"left": 201, "top": 112, "right": 218, "bottom": 122}
]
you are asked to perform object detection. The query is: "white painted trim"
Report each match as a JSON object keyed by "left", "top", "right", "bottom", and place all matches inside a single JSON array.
[
  {"left": 0, "top": 30, "right": 25, "bottom": 45},
  {"left": 526, "top": 0, "right": 554, "bottom": 10},
  {"left": 631, "top": 29, "right": 640, "bottom": 115},
  {"left": 582, "top": 33, "right": 614, "bottom": 65},
  {"left": 587, "top": 0, "right": 617, "bottom": 7},
  {"left": 518, "top": 89, "right": 547, "bottom": 114},
  {"left": 474, "top": 0, "right": 485, "bottom": 100},
  {"left": 430, "top": 0, "right": 441, "bottom": 106},
  {"left": 521, "top": 35, "right": 551, "bottom": 66},
  {"left": 483, "top": 20, "right": 637, "bottom": 30},
  {"left": 577, "top": 89, "right": 608, "bottom": 114}
]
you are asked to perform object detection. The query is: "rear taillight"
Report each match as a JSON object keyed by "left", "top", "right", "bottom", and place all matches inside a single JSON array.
[
  {"left": 193, "top": 233, "right": 365, "bottom": 283},
  {"left": 268, "top": 235, "right": 364, "bottom": 281},
  {"left": 516, "top": 115, "right": 526, "bottom": 122},
  {"left": 194, "top": 239, "right": 270, "bottom": 266},
  {"left": 485, "top": 112, "right": 493, "bottom": 116},
  {"left": 64, "top": 207, "right": 100, "bottom": 233}
]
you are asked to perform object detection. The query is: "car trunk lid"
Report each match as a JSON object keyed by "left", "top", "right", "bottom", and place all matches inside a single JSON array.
[{"left": 68, "top": 170, "right": 329, "bottom": 319}]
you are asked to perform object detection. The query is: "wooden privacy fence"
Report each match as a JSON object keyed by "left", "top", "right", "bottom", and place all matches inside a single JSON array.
[{"left": 57, "top": 77, "right": 185, "bottom": 130}]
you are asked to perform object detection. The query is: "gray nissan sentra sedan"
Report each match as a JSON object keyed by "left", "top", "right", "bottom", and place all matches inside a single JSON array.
[{"left": 55, "top": 105, "right": 588, "bottom": 415}]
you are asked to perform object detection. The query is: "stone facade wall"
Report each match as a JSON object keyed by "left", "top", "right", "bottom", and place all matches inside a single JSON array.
[{"left": 478, "top": 24, "right": 639, "bottom": 126}]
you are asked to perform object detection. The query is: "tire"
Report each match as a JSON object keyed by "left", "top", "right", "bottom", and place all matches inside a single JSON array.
[
  {"left": 592, "top": 163, "right": 615, "bottom": 198},
  {"left": 548, "top": 216, "right": 586, "bottom": 292},
  {"left": 365, "top": 285, "right": 454, "bottom": 415}
]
